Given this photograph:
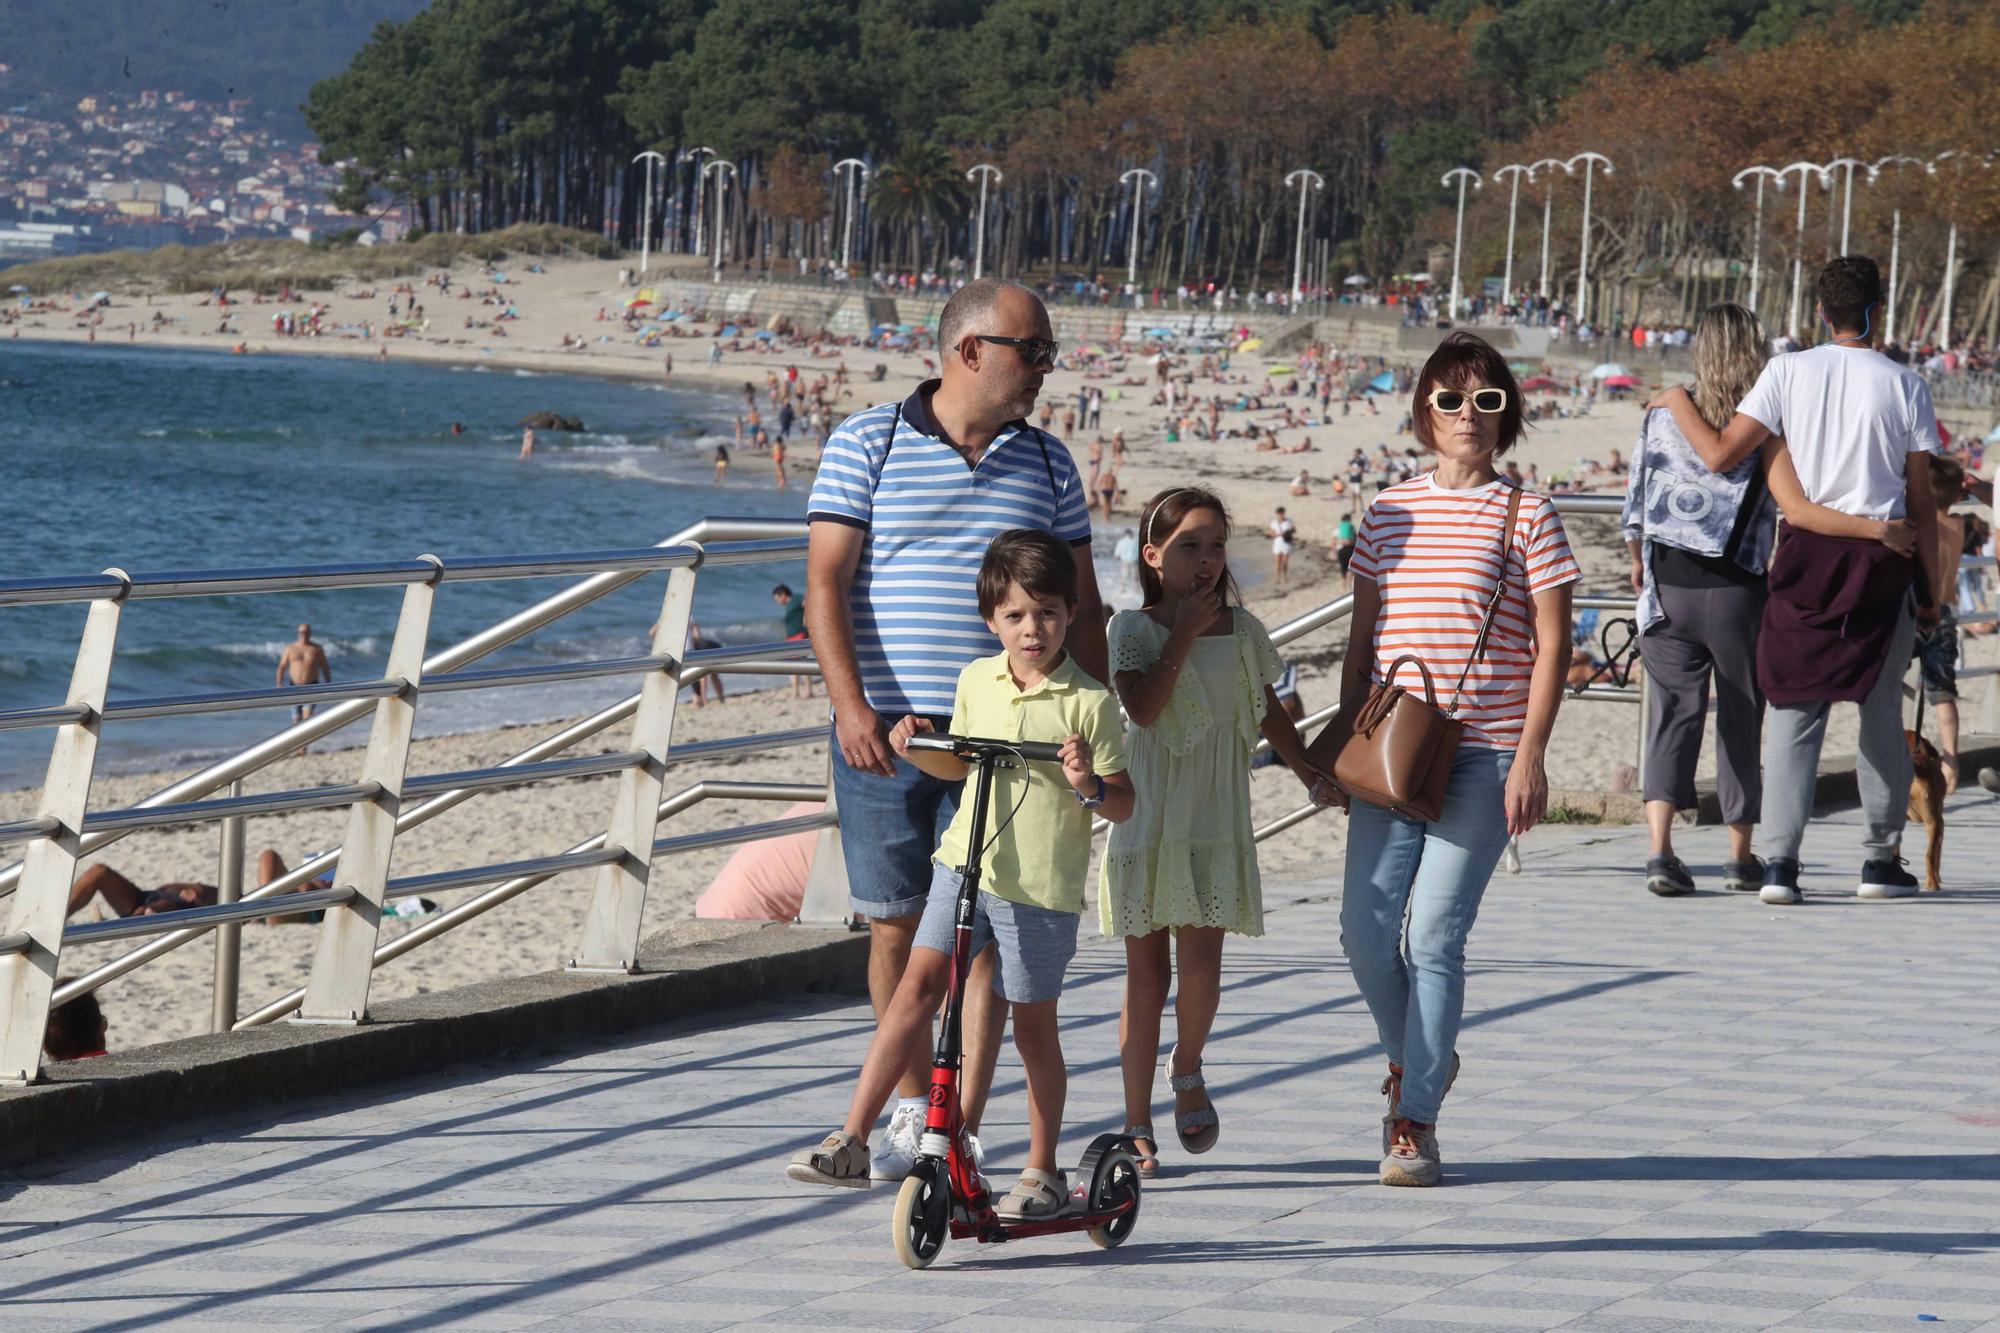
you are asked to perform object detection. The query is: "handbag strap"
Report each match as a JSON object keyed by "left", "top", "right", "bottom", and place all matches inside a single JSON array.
[
  {"left": 1445, "top": 484, "right": 1525, "bottom": 717},
  {"left": 1354, "top": 653, "right": 1439, "bottom": 732}
]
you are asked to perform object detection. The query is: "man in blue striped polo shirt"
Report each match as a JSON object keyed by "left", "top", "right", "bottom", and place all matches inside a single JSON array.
[{"left": 805, "top": 277, "right": 1107, "bottom": 1182}]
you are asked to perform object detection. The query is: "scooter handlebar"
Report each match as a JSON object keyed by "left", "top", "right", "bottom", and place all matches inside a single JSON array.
[{"left": 905, "top": 733, "right": 1066, "bottom": 764}]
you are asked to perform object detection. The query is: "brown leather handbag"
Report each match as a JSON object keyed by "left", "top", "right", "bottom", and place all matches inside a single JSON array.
[{"left": 1307, "top": 485, "right": 1522, "bottom": 822}]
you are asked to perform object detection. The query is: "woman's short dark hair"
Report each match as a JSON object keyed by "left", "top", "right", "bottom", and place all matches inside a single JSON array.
[
  {"left": 1411, "top": 332, "right": 1527, "bottom": 457},
  {"left": 977, "top": 529, "right": 1077, "bottom": 616}
]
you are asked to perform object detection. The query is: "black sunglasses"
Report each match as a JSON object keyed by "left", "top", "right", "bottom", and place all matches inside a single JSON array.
[{"left": 974, "top": 335, "right": 1060, "bottom": 367}]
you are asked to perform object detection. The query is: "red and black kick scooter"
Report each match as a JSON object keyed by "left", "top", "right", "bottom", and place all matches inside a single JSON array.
[{"left": 889, "top": 732, "right": 1143, "bottom": 1270}]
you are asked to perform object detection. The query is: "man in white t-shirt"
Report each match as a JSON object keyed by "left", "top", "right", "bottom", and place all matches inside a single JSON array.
[{"left": 1659, "top": 256, "right": 1940, "bottom": 904}]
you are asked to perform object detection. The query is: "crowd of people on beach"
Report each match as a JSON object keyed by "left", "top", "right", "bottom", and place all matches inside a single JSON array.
[{"left": 32, "top": 253, "right": 1989, "bottom": 1221}]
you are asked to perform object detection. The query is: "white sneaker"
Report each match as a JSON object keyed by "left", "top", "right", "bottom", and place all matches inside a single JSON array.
[{"left": 870, "top": 1104, "right": 922, "bottom": 1181}]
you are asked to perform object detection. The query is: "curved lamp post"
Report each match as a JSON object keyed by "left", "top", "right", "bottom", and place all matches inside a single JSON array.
[
  {"left": 684, "top": 148, "right": 716, "bottom": 256},
  {"left": 1932, "top": 150, "right": 1995, "bottom": 351},
  {"left": 1773, "top": 161, "right": 1831, "bottom": 339},
  {"left": 632, "top": 150, "right": 666, "bottom": 274},
  {"left": 1867, "top": 155, "right": 1930, "bottom": 345},
  {"left": 1119, "top": 168, "right": 1157, "bottom": 287},
  {"left": 1491, "top": 163, "right": 1533, "bottom": 308},
  {"left": 1825, "top": 156, "right": 1865, "bottom": 254},
  {"left": 1527, "top": 157, "right": 1571, "bottom": 300},
  {"left": 832, "top": 158, "right": 867, "bottom": 271},
  {"left": 702, "top": 158, "right": 735, "bottom": 284},
  {"left": 1732, "top": 165, "right": 1786, "bottom": 317},
  {"left": 1440, "top": 166, "right": 1483, "bottom": 321},
  {"left": 1285, "top": 168, "right": 1324, "bottom": 305},
  {"left": 966, "top": 163, "right": 1002, "bottom": 280},
  {"left": 1564, "top": 152, "right": 1613, "bottom": 325}
]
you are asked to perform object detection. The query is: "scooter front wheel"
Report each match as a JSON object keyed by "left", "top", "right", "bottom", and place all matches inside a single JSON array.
[
  {"left": 891, "top": 1159, "right": 950, "bottom": 1269},
  {"left": 1086, "top": 1143, "right": 1142, "bottom": 1249}
]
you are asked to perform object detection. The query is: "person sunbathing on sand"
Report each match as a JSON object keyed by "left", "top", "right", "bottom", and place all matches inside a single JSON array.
[{"left": 66, "top": 850, "right": 334, "bottom": 923}]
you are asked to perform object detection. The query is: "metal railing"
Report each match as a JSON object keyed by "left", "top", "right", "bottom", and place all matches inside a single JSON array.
[{"left": 0, "top": 497, "right": 1642, "bottom": 1085}]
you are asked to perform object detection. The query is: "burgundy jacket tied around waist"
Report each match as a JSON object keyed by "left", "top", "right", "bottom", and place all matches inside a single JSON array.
[{"left": 1757, "top": 522, "right": 1916, "bottom": 706}]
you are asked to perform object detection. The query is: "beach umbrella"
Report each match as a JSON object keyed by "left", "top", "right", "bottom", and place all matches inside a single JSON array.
[
  {"left": 1343, "top": 274, "right": 1371, "bottom": 286},
  {"left": 754, "top": 330, "right": 776, "bottom": 340},
  {"left": 1519, "top": 375, "right": 1562, "bottom": 392},
  {"left": 1367, "top": 372, "right": 1396, "bottom": 393},
  {"left": 1238, "top": 337, "right": 1264, "bottom": 353},
  {"left": 1267, "top": 366, "right": 1296, "bottom": 376},
  {"left": 1589, "top": 362, "right": 1630, "bottom": 379},
  {"left": 635, "top": 287, "right": 658, "bottom": 304},
  {"left": 623, "top": 294, "right": 652, "bottom": 308},
  {"left": 1145, "top": 326, "right": 1175, "bottom": 337},
  {"left": 1985, "top": 424, "right": 2000, "bottom": 444},
  {"left": 6, "top": 284, "right": 27, "bottom": 293},
  {"left": 1602, "top": 374, "right": 1640, "bottom": 388}
]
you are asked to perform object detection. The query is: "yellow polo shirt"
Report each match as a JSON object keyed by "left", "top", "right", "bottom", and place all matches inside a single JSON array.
[{"left": 933, "top": 651, "right": 1127, "bottom": 914}]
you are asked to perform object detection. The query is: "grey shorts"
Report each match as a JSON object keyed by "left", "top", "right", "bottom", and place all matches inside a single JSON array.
[{"left": 913, "top": 860, "right": 1079, "bottom": 1004}]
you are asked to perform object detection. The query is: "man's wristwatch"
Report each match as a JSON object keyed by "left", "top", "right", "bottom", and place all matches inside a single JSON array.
[{"left": 1075, "top": 774, "right": 1107, "bottom": 809}]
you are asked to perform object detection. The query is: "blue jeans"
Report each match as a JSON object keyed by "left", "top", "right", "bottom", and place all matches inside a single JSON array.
[
  {"left": 1339, "top": 746, "right": 1514, "bottom": 1124},
  {"left": 830, "top": 719, "right": 961, "bottom": 921}
]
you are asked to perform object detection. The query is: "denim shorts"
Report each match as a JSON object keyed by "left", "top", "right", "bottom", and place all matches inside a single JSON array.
[
  {"left": 830, "top": 718, "right": 960, "bottom": 921},
  {"left": 1915, "top": 605, "right": 1959, "bottom": 704},
  {"left": 913, "top": 860, "right": 1079, "bottom": 1004}
]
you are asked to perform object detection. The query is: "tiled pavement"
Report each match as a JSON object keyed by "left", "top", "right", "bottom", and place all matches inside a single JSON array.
[{"left": 3, "top": 799, "right": 1997, "bottom": 1330}]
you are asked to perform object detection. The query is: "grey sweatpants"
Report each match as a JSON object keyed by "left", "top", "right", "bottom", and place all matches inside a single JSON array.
[
  {"left": 1760, "top": 601, "right": 1917, "bottom": 863},
  {"left": 1641, "top": 580, "right": 1767, "bottom": 824}
]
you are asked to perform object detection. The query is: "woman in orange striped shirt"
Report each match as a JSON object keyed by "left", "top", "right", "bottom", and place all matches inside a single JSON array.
[{"left": 1328, "top": 332, "right": 1578, "bottom": 1188}]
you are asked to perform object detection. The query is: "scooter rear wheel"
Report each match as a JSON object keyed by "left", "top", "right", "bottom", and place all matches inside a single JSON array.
[
  {"left": 1086, "top": 1147, "right": 1142, "bottom": 1249},
  {"left": 891, "top": 1159, "right": 950, "bottom": 1270}
]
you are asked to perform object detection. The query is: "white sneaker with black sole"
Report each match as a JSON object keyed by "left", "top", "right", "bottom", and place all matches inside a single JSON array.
[
  {"left": 870, "top": 1103, "right": 923, "bottom": 1181},
  {"left": 1857, "top": 857, "right": 1920, "bottom": 900}
]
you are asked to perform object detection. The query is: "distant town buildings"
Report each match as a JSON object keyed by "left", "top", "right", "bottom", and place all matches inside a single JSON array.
[{"left": 0, "top": 86, "right": 403, "bottom": 266}]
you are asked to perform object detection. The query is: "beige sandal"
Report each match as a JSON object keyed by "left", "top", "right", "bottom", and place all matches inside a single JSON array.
[
  {"left": 997, "top": 1167, "right": 1069, "bottom": 1219},
  {"left": 784, "top": 1131, "right": 870, "bottom": 1188}
]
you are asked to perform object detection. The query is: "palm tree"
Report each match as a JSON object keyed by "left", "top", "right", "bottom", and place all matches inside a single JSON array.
[{"left": 869, "top": 142, "right": 969, "bottom": 271}]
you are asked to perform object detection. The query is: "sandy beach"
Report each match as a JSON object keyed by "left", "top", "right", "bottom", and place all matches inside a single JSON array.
[{"left": 7, "top": 253, "right": 1991, "bottom": 1050}]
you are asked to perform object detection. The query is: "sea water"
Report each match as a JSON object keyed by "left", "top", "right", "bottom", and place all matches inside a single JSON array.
[{"left": 0, "top": 341, "right": 803, "bottom": 785}]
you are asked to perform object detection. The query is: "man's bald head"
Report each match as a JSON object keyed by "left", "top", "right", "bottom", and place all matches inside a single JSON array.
[{"left": 938, "top": 278, "right": 1042, "bottom": 361}]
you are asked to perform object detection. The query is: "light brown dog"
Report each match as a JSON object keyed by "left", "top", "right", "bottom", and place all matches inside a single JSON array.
[{"left": 1906, "top": 729, "right": 1946, "bottom": 891}]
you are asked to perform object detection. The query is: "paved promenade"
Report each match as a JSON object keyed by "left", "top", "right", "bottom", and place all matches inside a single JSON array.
[{"left": 3, "top": 800, "right": 1998, "bottom": 1330}]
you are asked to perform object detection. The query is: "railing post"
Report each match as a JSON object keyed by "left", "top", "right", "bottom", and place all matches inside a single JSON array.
[
  {"left": 571, "top": 563, "right": 699, "bottom": 972},
  {"left": 797, "top": 746, "right": 852, "bottom": 926},
  {"left": 211, "top": 779, "right": 245, "bottom": 1034},
  {"left": 0, "top": 574, "right": 126, "bottom": 1085},
  {"left": 296, "top": 560, "right": 440, "bottom": 1024}
]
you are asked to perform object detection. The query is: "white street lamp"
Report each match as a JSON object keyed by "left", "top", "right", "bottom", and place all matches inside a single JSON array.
[
  {"left": 1440, "top": 167, "right": 1482, "bottom": 322},
  {"left": 632, "top": 150, "right": 666, "bottom": 274},
  {"left": 1773, "top": 161, "right": 1830, "bottom": 339},
  {"left": 1491, "top": 163, "right": 1532, "bottom": 308},
  {"left": 1825, "top": 157, "right": 1865, "bottom": 254},
  {"left": 1564, "top": 151, "right": 1612, "bottom": 325},
  {"left": 1931, "top": 150, "right": 1994, "bottom": 352},
  {"left": 1867, "top": 155, "right": 1929, "bottom": 345},
  {"left": 966, "top": 163, "right": 1002, "bottom": 280},
  {"left": 1284, "top": 168, "right": 1324, "bottom": 305},
  {"left": 833, "top": 158, "right": 867, "bottom": 271},
  {"left": 703, "top": 158, "right": 735, "bottom": 284},
  {"left": 1527, "top": 157, "right": 1571, "bottom": 300},
  {"left": 1731, "top": 165, "right": 1785, "bottom": 317},
  {"left": 680, "top": 148, "right": 720, "bottom": 256},
  {"left": 1119, "top": 167, "right": 1157, "bottom": 287}
]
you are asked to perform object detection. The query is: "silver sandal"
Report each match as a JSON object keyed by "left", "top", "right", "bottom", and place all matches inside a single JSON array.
[
  {"left": 1166, "top": 1044, "right": 1220, "bottom": 1154},
  {"left": 1122, "top": 1123, "right": 1161, "bottom": 1178}
]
